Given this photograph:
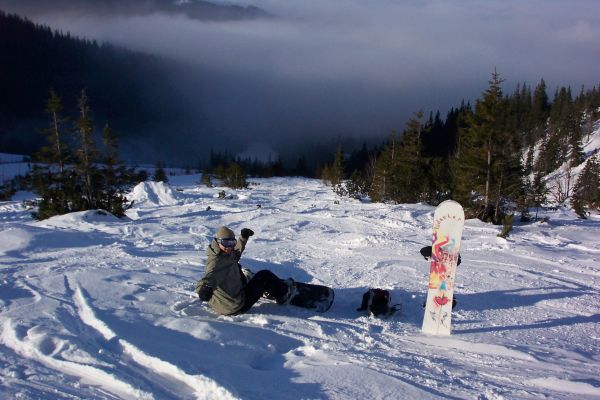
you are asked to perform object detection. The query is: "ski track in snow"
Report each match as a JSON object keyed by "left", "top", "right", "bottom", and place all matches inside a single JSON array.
[{"left": 1, "top": 177, "right": 599, "bottom": 399}]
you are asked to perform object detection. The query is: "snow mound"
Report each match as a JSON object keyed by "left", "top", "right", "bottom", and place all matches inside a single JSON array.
[
  {"left": 0, "top": 227, "right": 33, "bottom": 255},
  {"left": 36, "top": 210, "right": 122, "bottom": 232},
  {"left": 128, "top": 181, "right": 181, "bottom": 206}
]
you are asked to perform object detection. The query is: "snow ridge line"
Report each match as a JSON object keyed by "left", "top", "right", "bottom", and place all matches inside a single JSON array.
[
  {"left": 0, "top": 319, "right": 153, "bottom": 400},
  {"left": 72, "top": 282, "right": 238, "bottom": 400}
]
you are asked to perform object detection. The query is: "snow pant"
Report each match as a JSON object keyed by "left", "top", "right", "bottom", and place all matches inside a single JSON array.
[{"left": 235, "top": 270, "right": 288, "bottom": 314}]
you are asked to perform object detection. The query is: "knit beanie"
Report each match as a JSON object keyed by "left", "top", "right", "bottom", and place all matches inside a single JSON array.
[{"left": 216, "top": 226, "right": 235, "bottom": 239}]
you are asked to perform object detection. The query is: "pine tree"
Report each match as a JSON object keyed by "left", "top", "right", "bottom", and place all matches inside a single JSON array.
[
  {"left": 480, "top": 71, "right": 505, "bottom": 212},
  {"left": 330, "top": 144, "right": 346, "bottom": 195},
  {"left": 330, "top": 144, "right": 345, "bottom": 185},
  {"left": 571, "top": 155, "right": 600, "bottom": 218},
  {"left": 535, "top": 133, "right": 561, "bottom": 175},
  {"left": 213, "top": 164, "right": 226, "bottom": 181},
  {"left": 32, "top": 89, "right": 70, "bottom": 217},
  {"left": 100, "top": 123, "right": 129, "bottom": 216},
  {"left": 548, "top": 87, "right": 574, "bottom": 166},
  {"left": 577, "top": 85, "right": 600, "bottom": 142},
  {"left": 102, "top": 123, "right": 119, "bottom": 170},
  {"left": 507, "top": 82, "right": 532, "bottom": 136},
  {"left": 38, "top": 88, "right": 68, "bottom": 173},
  {"left": 153, "top": 161, "right": 168, "bottom": 182},
  {"left": 393, "top": 111, "right": 425, "bottom": 202},
  {"left": 453, "top": 70, "right": 523, "bottom": 222},
  {"left": 530, "top": 171, "right": 549, "bottom": 220},
  {"left": 345, "top": 170, "right": 370, "bottom": 199},
  {"left": 369, "top": 136, "right": 397, "bottom": 202},
  {"left": 74, "top": 89, "right": 99, "bottom": 208},
  {"left": 567, "top": 111, "right": 585, "bottom": 167},
  {"left": 346, "top": 142, "right": 370, "bottom": 177},
  {"left": 320, "top": 164, "right": 332, "bottom": 183},
  {"left": 224, "top": 162, "right": 248, "bottom": 189},
  {"left": 451, "top": 101, "right": 473, "bottom": 160},
  {"left": 201, "top": 172, "right": 213, "bottom": 187},
  {"left": 32, "top": 90, "right": 71, "bottom": 214},
  {"left": 453, "top": 72, "right": 499, "bottom": 210},
  {"left": 422, "top": 156, "right": 452, "bottom": 205},
  {"left": 531, "top": 79, "right": 550, "bottom": 135}
]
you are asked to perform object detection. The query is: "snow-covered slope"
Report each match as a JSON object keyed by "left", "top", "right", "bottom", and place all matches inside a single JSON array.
[{"left": 0, "top": 177, "right": 599, "bottom": 399}]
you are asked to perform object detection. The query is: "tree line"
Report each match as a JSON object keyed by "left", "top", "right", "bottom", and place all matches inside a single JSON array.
[
  {"left": 323, "top": 71, "right": 600, "bottom": 222},
  {"left": 3, "top": 73, "right": 597, "bottom": 223}
]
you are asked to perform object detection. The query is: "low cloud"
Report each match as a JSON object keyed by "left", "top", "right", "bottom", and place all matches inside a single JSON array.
[{"left": 2, "top": 0, "right": 599, "bottom": 160}]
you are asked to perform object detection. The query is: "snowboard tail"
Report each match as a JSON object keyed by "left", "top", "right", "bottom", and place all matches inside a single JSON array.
[
  {"left": 289, "top": 282, "right": 335, "bottom": 312},
  {"left": 422, "top": 200, "right": 464, "bottom": 335}
]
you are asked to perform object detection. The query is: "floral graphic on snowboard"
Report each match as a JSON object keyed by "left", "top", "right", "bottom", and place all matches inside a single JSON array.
[{"left": 422, "top": 201, "right": 464, "bottom": 335}]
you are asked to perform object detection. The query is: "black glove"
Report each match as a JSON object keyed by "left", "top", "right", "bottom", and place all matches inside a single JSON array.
[
  {"left": 198, "top": 285, "right": 214, "bottom": 302},
  {"left": 420, "top": 246, "right": 432, "bottom": 260},
  {"left": 241, "top": 228, "right": 254, "bottom": 239},
  {"left": 420, "top": 245, "right": 461, "bottom": 266}
]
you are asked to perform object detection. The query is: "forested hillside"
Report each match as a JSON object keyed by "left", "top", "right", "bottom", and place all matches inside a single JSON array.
[
  {"left": 324, "top": 72, "right": 600, "bottom": 221},
  {"left": 0, "top": 11, "right": 196, "bottom": 156}
]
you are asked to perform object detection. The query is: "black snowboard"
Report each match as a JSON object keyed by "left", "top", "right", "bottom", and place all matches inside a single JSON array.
[{"left": 289, "top": 282, "right": 335, "bottom": 312}]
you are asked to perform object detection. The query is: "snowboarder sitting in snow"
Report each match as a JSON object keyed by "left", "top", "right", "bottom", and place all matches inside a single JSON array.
[{"left": 195, "top": 226, "right": 296, "bottom": 315}]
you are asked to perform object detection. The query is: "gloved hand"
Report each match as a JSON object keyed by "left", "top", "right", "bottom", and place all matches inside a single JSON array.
[
  {"left": 420, "top": 245, "right": 461, "bottom": 266},
  {"left": 198, "top": 285, "right": 214, "bottom": 302},
  {"left": 420, "top": 246, "right": 432, "bottom": 260},
  {"left": 241, "top": 228, "right": 254, "bottom": 239}
]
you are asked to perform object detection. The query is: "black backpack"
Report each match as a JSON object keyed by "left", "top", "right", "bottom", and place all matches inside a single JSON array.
[{"left": 357, "top": 289, "right": 400, "bottom": 317}]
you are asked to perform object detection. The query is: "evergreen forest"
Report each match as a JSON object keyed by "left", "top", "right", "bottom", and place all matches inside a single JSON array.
[{"left": 323, "top": 72, "right": 600, "bottom": 222}]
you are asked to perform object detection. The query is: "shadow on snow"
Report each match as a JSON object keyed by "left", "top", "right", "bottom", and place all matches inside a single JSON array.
[
  {"left": 456, "top": 313, "right": 599, "bottom": 334},
  {"left": 89, "top": 299, "right": 323, "bottom": 399}
]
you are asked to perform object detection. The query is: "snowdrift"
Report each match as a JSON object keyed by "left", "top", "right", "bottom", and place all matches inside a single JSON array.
[
  {"left": 128, "top": 181, "right": 181, "bottom": 207},
  {"left": 36, "top": 209, "right": 123, "bottom": 230}
]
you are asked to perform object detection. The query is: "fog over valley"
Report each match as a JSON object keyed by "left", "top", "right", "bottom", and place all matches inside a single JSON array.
[{"left": 1, "top": 0, "right": 599, "bottom": 165}]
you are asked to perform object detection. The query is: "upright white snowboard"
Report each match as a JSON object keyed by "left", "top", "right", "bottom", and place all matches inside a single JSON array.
[{"left": 422, "top": 200, "right": 465, "bottom": 335}]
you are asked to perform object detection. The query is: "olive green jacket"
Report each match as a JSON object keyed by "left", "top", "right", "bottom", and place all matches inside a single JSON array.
[{"left": 195, "top": 237, "right": 248, "bottom": 315}]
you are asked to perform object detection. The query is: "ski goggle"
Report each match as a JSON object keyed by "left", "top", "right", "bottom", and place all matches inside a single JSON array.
[{"left": 217, "top": 238, "right": 237, "bottom": 248}]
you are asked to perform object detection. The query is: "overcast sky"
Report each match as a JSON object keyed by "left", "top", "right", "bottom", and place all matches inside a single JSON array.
[{"left": 4, "top": 0, "right": 599, "bottom": 159}]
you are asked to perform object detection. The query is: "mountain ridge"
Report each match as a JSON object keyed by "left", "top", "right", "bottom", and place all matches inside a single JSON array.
[{"left": 0, "top": 0, "right": 270, "bottom": 22}]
